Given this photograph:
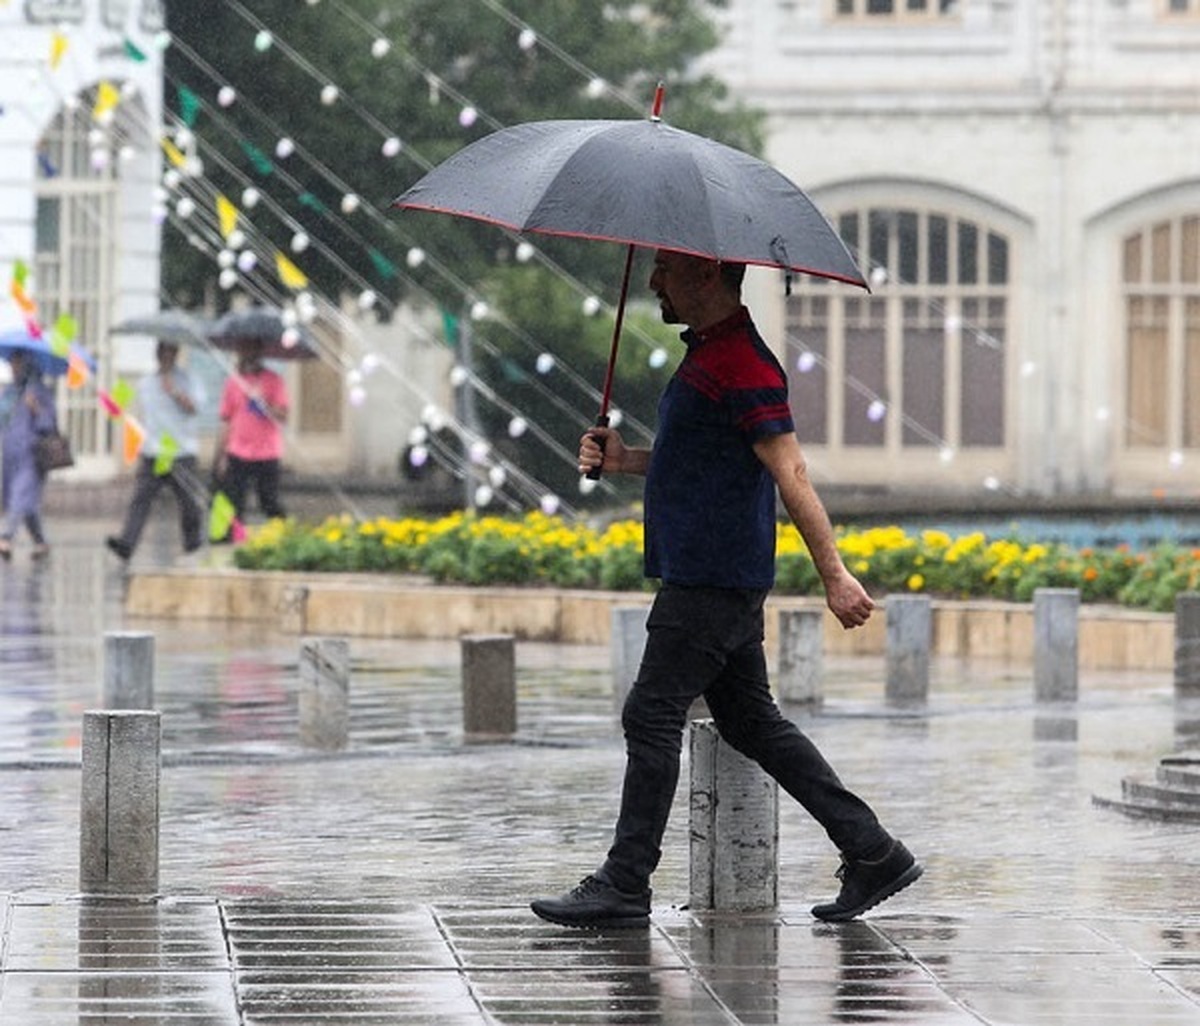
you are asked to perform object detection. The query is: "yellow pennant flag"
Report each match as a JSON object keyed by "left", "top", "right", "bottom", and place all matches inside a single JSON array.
[
  {"left": 67, "top": 351, "right": 90, "bottom": 390},
  {"left": 49, "top": 31, "right": 68, "bottom": 70},
  {"left": 216, "top": 194, "right": 239, "bottom": 240},
  {"left": 122, "top": 415, "right": 147, "bottom": 465},
  {"left": 161, "top": 137, "right": 188, "bottom": 168},
  {"left": 275, "top": 251, "right": 308, "bottom": 290},
  {"left": 93, "top": 81, "right": 120, "bottom": 121}
]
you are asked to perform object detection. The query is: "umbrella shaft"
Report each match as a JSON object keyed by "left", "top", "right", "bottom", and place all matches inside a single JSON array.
[{"left": 598, "top": 244, "right": 636, "bottom": 418}]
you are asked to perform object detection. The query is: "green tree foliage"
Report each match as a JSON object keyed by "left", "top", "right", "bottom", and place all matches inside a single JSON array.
[{"left": 164, "top": 0, "right": 762, "bottom": 501}]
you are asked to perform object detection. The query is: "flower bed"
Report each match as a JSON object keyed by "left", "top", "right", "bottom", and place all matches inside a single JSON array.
[{"left": 232, "top": 512, "right": 1200, "bottom": 612}]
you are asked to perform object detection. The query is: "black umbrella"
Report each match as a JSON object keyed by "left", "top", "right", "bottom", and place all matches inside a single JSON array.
[
  {"left": 111, "top": 310, "right": 213, "bottom": 347},
  {"left": 394, "top": 86, "right": 866, "bottom": 467},
  {"left": 208, "top": 306, "right": 318, "bottom": 360}
]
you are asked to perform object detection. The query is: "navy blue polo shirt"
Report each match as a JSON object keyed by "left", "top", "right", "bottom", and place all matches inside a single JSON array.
[{"left": 643, "top": 306, "right": 794, "bottom": 589}]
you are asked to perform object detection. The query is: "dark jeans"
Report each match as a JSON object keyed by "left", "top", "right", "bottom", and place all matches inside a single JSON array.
[
  {"left": 222, "top": 456, "right": 285, "bottom": 521},
  {"left": 115, "top": 455, "right": 204, "bottom": 554},
  {"left": 598, "top": 584, "right": 890, "bottom": 893}
]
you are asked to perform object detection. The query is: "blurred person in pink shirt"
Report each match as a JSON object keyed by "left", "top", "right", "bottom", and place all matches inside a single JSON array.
[{"left": 213, "top": 337, "right": 290, "bottom": 528}]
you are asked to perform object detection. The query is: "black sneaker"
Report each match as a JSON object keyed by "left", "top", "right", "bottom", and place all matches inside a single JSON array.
[
  {"left": 105, "top": 536, "right": 132, "bottom": 561},
  {"left": 531, "top": 874, "right": 651, "bottom": 928},
  {"left": 811, "top": 839, "right": 923, "bottom": 922}
]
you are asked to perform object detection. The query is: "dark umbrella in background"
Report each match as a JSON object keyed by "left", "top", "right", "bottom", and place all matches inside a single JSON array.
[
  {"left": 111, "top": 310, "right": 214, "bottom": 348},
  {"left": 208, "top": 306, "right": 318, "bottom": 360},
  {"left": 394, "top": 85, "right": 867, "bottom": 476}
]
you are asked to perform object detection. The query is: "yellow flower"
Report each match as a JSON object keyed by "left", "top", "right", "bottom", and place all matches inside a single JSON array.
[{"left": 907, "top": 573, "right": 925, "bottom": 591}]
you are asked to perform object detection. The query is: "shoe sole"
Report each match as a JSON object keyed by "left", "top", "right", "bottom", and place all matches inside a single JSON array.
[
  {"left": 812, "top": 861, "right": 924, "bottom": 922},
  {"left": 530, "top": 903, "right": 649, "bottom": 929}
]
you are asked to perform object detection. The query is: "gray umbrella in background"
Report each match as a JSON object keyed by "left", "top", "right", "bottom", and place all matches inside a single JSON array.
[
  {"left": 111, "top": 309, "right": 214, "bottom": 347},
  {"left": 208, "top": 306, "right": 318, "bottom": 360}
]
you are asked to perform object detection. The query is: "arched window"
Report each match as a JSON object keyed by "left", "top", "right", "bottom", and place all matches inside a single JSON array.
[
  {"left": 785, "top": 205, "right": 1010, "bottom": 467},
  {"left": 1121, "top": 215, "right": 1200, "bottom": 450},
  {"left": 35, "top": 85, "right": 145, "bottom": 464}
]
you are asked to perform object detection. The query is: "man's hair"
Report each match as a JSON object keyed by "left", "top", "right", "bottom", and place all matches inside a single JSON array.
[{"left": 718, "top": 261, "right": 747, "bottom": 294}]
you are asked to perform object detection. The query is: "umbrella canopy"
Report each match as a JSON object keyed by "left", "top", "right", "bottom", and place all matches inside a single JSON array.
[
  {"left": 111, "top": 310, "right": 214, "bottom": 347},
  {"left": 0, "top": 325, "right": 92, "bottom": 377},
  {"left": 208, "top": 307, "right": 318, "bottom": 360},
  {"left": 394, "top": 117, "right": 867, "bottom": 289}
]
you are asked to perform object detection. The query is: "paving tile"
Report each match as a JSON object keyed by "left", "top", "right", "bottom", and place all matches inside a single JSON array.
[
  {"left": 5, "top": 898, "right": 229, "bottom": 972},
  {"left": 0, "top": 970, "right": 238, "bottom": 1024},
  {"left": 238, "top": 973, "right": 485, "bottom": 1025}
]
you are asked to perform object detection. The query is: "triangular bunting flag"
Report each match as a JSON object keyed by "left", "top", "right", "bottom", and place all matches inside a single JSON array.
[
  {"left": 177, "top": 85, "right": 200, "bottom": 127},
  {"left": 49, "top": 31, "right": 68, "bottom": 70},
  {"left": 208, "top": 490, "right": 236, "bottom": 542},
  {"left": 123, "top": 39, "right": 148, "bottom": 62},
  {"left": 122, "top": 416, "right": 146, "bottom": 464},
  {"left": 112, "top": 379, "right": 135, "bottom": 411},
  {"left": 275, "top": 251, "right": 308, "bottom": 290},
  {"left": 67, "top": 351, "right": 89, "bottom": 390},
  {"left": 239, "top": 141, "right": 274, "bottom": 176},
  {"left": 98, "top": 389, "right": 122, "bottom": 418},
  {"left": 368, "top": 247, "right": 398, "bottom": 280},
  {"left": 92, "top": 81, "right": 119, "bottom": 121},
  {"left": 161, "top": 136, "right": 188, "bottom": 168},
  {"left": 153, "top": 433, "right": 179, "bottom": 476},
  {"left": 216, "top": 194, "right": 239, "bottom": 239}
]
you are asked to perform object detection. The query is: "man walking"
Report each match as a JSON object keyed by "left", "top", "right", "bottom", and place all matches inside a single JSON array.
[
  {"left": 106, "top": 340, "right": 205, "bottom": 563},
  {"left": 532, "top": 250, "right": 921, "bottom": 928}
]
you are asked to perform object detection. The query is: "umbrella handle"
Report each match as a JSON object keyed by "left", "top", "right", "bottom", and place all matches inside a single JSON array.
[{"left": 584, "top": 414, "right": 610, "bottom": 481}]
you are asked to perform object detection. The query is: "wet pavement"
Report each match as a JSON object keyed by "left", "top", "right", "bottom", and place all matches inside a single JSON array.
[{"left": 2, "top": 519, "right": 1200, "bottom": 1023}]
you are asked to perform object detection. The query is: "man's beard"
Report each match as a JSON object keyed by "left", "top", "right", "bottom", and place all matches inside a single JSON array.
[{"left": 658, "top": 295, "right": 680, "bottom": 324}]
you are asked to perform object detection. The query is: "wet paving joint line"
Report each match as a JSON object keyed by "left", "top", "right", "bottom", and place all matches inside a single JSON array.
[
  {"left": 1082, "top": 919, "right": 1200, "bottom": 1009},
  {"left": 654, "top": 920, "right": 742, "bottom": 1025},
  {"left": 427, "top": 906, "right": 502, "bottom": 1026},
  {"left": 866, "top": 919, "right": 991, "bottom": 1025},
  {"left": 215, "top": 900, "right": 244, "bottom": 1025}
]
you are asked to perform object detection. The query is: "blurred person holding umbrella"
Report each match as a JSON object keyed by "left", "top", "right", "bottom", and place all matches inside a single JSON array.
[
  {"left": 531, "top": 250, "right": 922, "bottom": 928},
  {"left": 0, "top": 349, "right": 57, "bottom": 560},
  {"left": 212, "top": 336, "right": 290, "bottom": 529},
  {"left": 105, "top": 340, "right": 206, "bottom": 563}
]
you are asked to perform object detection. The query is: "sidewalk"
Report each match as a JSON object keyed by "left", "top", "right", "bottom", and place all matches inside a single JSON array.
[{"left": 1, "top": 520, "right": 1199, "bottom": 1024}]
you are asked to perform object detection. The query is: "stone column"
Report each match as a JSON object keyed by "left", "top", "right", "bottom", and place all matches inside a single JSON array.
[
  {"left": 778, "top": 608, "right": 823, "bottom": 705},
  {"left": 1034, "top": 587, "right": 1079, "bottom": 702},
  {"left": 885, "top": 595, "right": 931, "bottom": 704},
  {"left": 689, "top": 719, "right": 778, "bottom": 913},
  {"left": 1174, "top": 591, "right": 1200, "bottom": 693},
  {"left": 611, "top": 605, "right": 649, "bottom": 714},
  {"left": 103, "top": 631, "right": 154, "bottom": 710},
  {"left": 80, "top": 710, "right": 160, "bottom": 895},
  {"left": 299, "top": 637, "right": 350, "bottom": 750},
  {"left": 461, "top": 634, "right": 516, "bottom": 738}
]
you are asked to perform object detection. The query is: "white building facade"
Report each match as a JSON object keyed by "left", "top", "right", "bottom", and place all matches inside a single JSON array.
[
  {"left": 708, "top": 0, "right": 1200, "bottom": 500},
  {"left": 0, "top": 1, "right": 166, "bottom": 478}
]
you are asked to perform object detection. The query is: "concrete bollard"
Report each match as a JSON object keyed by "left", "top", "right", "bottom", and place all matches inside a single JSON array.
[
  {"left": 80, "top": 710, "right": 160, "bottom": 895},
  {"left": 689, "top": 719, "right": 778, "bottom": 913},
  {"left": 1174, "top": 592, "right": 1200, "bottom": 693},
  {"left": 299, "top": 637, "right": 350, "bottom": 750},
  {"left": 103, "top": 631, "right": 154, "bottom": 710},
  {"left": 1034, "top": 587, "right": 1079, "bottom": 702},
  {"left": 778, "top": 608, "right": 823, "bottom": 705},
  {"left": 885, "top": 595, "right": 931, "bottom": 704},
  {"left": 461, "top": 634, "right": 516, "bottom": 738},
  {"left": 611, "top": 605, "right": 649, "bottom": 714}
]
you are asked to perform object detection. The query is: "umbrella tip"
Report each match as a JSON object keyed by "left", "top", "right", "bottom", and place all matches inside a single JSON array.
[{"left": 650, "top": 81, "right": 665, "bottom": 122}]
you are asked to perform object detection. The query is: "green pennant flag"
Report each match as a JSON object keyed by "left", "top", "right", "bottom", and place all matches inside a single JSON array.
[
  {"left": 111, "top": 378, "right": 135, "bottom": 411},
  {"left": 239, "top": 141, "right": 274, "bottom": 176},
  {"left": 13, "top": 259, "right": 28, "bottom": 287},
  {"left": 500, "top": 358, "right": 529, "bottom": 384},
  {"left": 298, "top": 192, "right": 328, "bottom": 214},
  {"left": 48, "top": 312, "right": 77, "bottom": 356},
  {"left": 368, "top": 247, "right": 398, "bottom": 280},
  {"left": 123, "top": 38, "right": 148, "bottom": 62},
  {"left": 208, "top": 490, "right": 236, "bottom": 542},
  {"left": 177, "top": 85, "right": 201, "bottom": 127},
  {"left": 440, "top": 308, "right": 459, "bottom": 348},
  {"left": 153, "top": 433, "right": 179, "bottom": 476}
]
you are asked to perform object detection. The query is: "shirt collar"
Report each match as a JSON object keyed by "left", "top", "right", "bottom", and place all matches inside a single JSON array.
[{"left": 681, "top": 306, "right": 751, "bottom": 351}]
